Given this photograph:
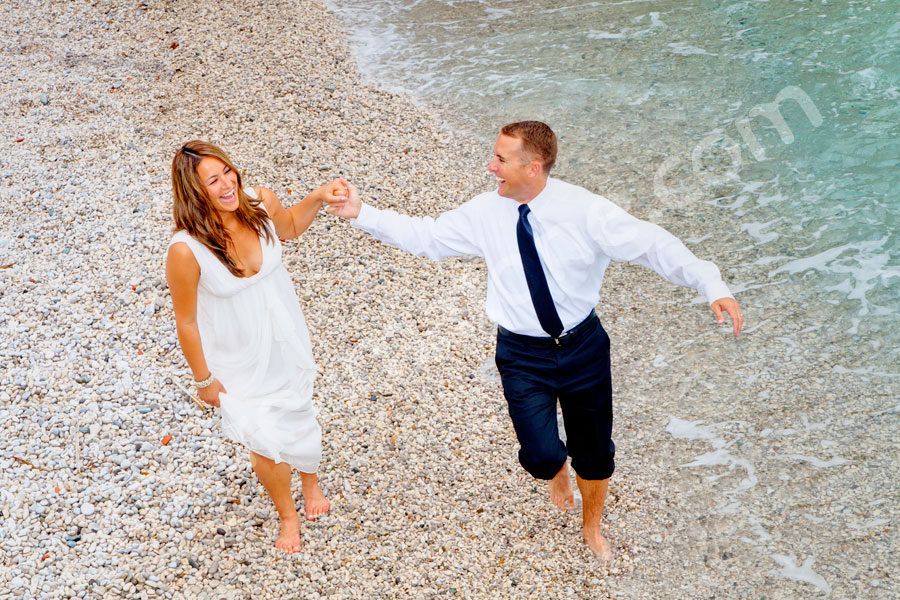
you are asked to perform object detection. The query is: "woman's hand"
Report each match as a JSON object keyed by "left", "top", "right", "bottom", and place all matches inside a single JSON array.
[
  {"left": 325, "top": 178, "right": 361, "bottom": 219},
  {"left": 198, "top": 378, "right": 226, "bottom": 408},
  {"left": 319, "top": 178, "right": 349, "bottom": 206}
]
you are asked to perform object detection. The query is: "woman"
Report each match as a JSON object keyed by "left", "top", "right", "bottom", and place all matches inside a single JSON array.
[{"left": 166, "top": 140, "right": 344, "bottom": 553}]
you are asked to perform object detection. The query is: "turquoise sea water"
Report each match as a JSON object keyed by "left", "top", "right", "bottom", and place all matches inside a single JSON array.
[{"left": 328, "top": 0, "right": 900, "bottom": 373}]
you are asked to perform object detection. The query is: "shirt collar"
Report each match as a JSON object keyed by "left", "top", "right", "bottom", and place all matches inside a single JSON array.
[{"left": 524, "top": 177, "right": 555, "bottom": 216}]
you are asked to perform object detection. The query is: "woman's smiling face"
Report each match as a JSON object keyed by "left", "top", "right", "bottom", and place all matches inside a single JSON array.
[{"left": 196, "top": 156, "right": 239, "bottom": 213}]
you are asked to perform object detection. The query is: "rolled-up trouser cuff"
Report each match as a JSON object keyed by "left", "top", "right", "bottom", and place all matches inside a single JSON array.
[{"left": 518, "top": 448, "right": 568, "bottom": 481}]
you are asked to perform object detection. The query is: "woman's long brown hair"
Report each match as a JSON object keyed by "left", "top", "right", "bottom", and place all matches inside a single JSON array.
[{"left": 171, "top": 140, "right": 273, "bottom": 277}]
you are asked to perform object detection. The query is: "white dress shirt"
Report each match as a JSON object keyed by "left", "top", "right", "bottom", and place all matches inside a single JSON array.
[{"left": 351, "top": 177, "right": 733, "bottom": 337}]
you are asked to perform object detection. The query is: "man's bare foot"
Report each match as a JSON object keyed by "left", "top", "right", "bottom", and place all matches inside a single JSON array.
[
  {"left": 301, "top": 476, "right": 331, "bottom": 520},
  {"left": 274, "top": 513, "right": 302, "bottom": 553},
  {"left": 583, "top": 527, "right": 614, "bottom": 563},
  {"left": 548, "top": 463, "right": 576, "bottom": 511}
]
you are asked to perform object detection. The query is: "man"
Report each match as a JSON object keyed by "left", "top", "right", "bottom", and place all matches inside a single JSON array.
[{"left": 326, "top": 121, "right": 742, "bottom": 561}]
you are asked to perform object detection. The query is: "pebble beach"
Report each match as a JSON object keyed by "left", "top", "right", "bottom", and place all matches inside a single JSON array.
[{"left": 2, "top": 1, "right": 897, "bottom": 599}]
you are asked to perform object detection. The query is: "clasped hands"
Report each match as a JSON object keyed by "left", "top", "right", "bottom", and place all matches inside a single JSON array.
[{"left": 322, "top": 178, "right": 362, "bottom": 220}]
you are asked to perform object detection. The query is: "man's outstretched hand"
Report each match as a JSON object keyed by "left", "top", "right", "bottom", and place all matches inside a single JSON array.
[
  {"left": 325, "top": 178, "right": 361, "bottom": 219},
  {"left": 711, "top": 297, "right": 743, "bottom": 337}
]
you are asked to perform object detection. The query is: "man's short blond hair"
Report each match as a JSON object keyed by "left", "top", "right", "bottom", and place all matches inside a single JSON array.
[{"left": 501, "top": 121, "right": 557, "bottom": 172}]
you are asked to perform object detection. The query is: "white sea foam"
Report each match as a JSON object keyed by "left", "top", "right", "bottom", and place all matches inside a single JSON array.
[
  {"left": 665, "top": 416, "right": 720, "bottom": 443},
  {"left": 666, "top": 417, "right": 757, "bottom": 493},
  {"left": 741, "top": 515, "right": 773, "bottom": 544},
  {"left": 833, "top": 366, "right": 900, "bottom": 379},
  {"left": 740, "top": 218, "right": 781, "bottom": 244},
  {"left": 804, "top": 513, "right": 825, "bottom": 523},
  {"left": 847, "top": 518, "right": 889, "bottom": 530},
  {"left": 587, "top": 30, "right": 627, "bottom": 40},
  {"left": 628, "top": 88, "right": 654, "bottom": 106},
  {"left": 770, "top": 237, "right": 899, "bottom": 334},
  {"left": 770, "top": 554, "right": 832, "bottom": 594},
  {"left": 854, "top": 67, "right": 882, "bottom": 90},
  {"left": 667, "top": 42, "right": 716, "bottom": 56},
  {"left": 680, "top": 449, "right": 758, "bottom": 494}
]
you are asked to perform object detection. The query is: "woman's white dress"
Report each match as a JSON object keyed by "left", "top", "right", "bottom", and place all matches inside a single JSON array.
[{"left": 168, "top": 187, "right": 321, "bottom": 472}]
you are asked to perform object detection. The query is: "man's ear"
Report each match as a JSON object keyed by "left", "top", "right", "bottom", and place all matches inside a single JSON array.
[{"left": 528, "top": 160, "right": 543, "bottom": 178}]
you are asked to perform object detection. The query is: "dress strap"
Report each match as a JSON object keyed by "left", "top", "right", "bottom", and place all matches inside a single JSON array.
[
  {"left": 168, "top": 229, "right": 199, "bottom": 251},
  {"left": 167, "top": 231, "right": 214, "bottom": 269}
]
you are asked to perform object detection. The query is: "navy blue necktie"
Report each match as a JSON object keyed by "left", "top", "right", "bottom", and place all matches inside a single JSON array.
[{"left": 516, "top": 204, "right": 564, "bottom": 338}]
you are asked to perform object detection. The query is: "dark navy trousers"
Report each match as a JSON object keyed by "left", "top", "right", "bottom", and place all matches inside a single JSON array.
[{"left": 494, "top": 312, "right": 615, "bottom": 481}]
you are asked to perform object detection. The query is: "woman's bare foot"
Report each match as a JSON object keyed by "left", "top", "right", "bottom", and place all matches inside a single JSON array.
[
  {"left": 548, "top": 463, "right": 576, "bottom": 511},
  {"left": 300, "top": 472, "right": 331, "bottom": 520},
  {"left": 583, "top": 527, "right": 614, "bottom": 563},
  {"left": 274, "top": 513, "right": 302, "bottom": 553}
]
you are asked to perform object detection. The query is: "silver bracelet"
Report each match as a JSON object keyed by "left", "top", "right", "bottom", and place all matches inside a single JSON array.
[{"left": 194, "top": 373, "right": 214, "bottom": 389}]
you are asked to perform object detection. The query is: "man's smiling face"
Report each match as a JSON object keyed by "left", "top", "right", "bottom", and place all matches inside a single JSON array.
[{"left": 488, "top": 134, "right": 540, "bottom": 202}]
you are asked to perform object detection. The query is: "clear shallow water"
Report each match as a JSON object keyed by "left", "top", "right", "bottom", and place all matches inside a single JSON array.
[{"left": 327, "top": 0, "right": 900, "bottom": 596}]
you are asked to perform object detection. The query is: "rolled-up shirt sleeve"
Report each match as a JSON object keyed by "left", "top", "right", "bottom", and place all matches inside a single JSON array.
[
  {"left": 351, "top": 201, "right": 484, "bottom": 260},
  {"left": 587, "top": 198, "right": 733, "bottom": 304}
]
